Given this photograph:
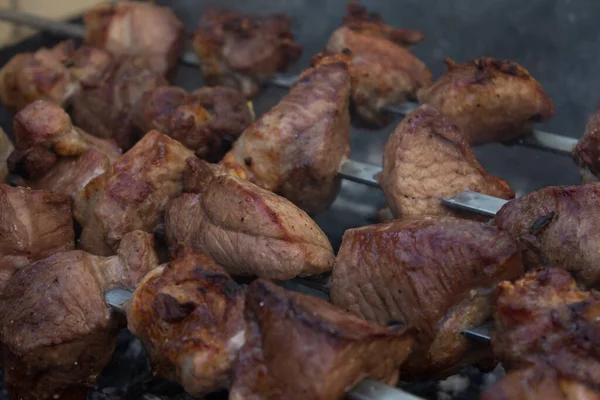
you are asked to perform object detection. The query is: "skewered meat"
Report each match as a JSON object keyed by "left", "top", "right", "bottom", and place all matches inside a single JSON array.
[
  {"left": 133, "top": 85, "right": 253, "bottom": 161},
  {"left": 494, "top": 182, "right": 600, "bottom": 287},
  {"left": 0, "top": 230, "right": 158, "bottom": 400},
  {"left": 326, "top": 1, "right": 432, "bottom": 127},
  {"left": 573, "top": 106, "right": 600, "bottom": 182},
  {"left": 229, "top": 279, "right": 416, "bottom": 400},
  {"left": 330, "top": 216, "right": 524, "bottom": 379},
  {"left": 0, "top": 40, "right": 78, "bottom": 110},
  {"left": 128, "top": 247, "right": 246, "bottom": 396},
  {"left": 381, "top": 105, "right": 514, "bottom": 218},
  {"left": 0, "top": 184, "right": 74, "bottom": 290},
  {"left": 222, "top": 51, "right": 352, "bottom": 215},
  {"left": 0, "top": 128, "right": 13, "bottom": 183},
  {"left": 74, "top": 131, "right": 194, "bottom": 256},
  {"left": 480, "top": 367, "right": 600, "bottom": 400},
  {"left": 418, "top": 57, "right": 555, "bottom": 145},
  {"left": 193, "top": 6, "right": 302, "bottom": 97},
  {"left": 165, "top": 158, "right": 335, "bottom": 280},
  {"left": 491, "top": 268, "right": 600, "bottom": 387},
  {"left": 84, "top": 1, "right": 184, "bottom": 76}
]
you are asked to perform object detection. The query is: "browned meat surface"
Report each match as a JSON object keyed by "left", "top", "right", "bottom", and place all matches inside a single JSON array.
[
  {"left": 193, "top": 6, "right": 302, "bottom": 97},
  {"left": 326, "top": 1, "right": 431, "bottom": 126},
  {"left": 480, "top": 367, "right": 600, "bottom": 400},
  {"left": 71, "top": 46, "right": 168, "bottom": 149},
  {"left": 494, "top": 182, "right": 600, "bottom": 287},
  {"left": 381, "top": 105, "right": 514, "bottom": 218},
  {"left": 133, "top": 85, "right": 253, "bottom": 161},
  {"left": 222, "top": 52, "right": 352, "bottom": 215},
  {"left": 0, "top": 184, "right": 74, "bottom": 289},
  {"left": 84, "top": 2, "right": 184, "bottom": 75},
  {"left": 128, "top": 247, "right": 246, "bottom": 397},
  {"left": 330, "top": 216, "right": 524, "bottom": 379},
  {"left": 418, "top": 57, "right": 555, "bottom": 145},
  {"left": 165, "top": 158, "right": 335, "bottom": 280},
  {"left": 0, "top": 40, "right": 78, "bottom": 111},
  {"left": 492, "top": 268, "right": 600, "bottom": 388},
  {"left": 0, "top": 231, "right": 158, "bottom": 400},
  {"left": 0, "top": 129, "right": 13, "bottom": 183},
  {"left": 573, "top": 106, "right": 600, "bottom": 182},
  {"left": 229, "top": 279, "right": 416, "bottom": 400},
  {"left": 74, "top": 131, "right": 193, "bottom": 256}
]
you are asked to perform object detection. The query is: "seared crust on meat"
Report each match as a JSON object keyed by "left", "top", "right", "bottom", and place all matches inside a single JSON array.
[
  {"left": 0, "top": 129, "right": 13, "bottom": 183},
  {"left": 331, "top": 216, "right": 524, "bottom": 379},
  {"left": 418, "top": 57, "right": 554, "bottom": 145},
  {"left": 573, "top": 106, "right": 600, "bottom": 182},
  {"left": 381, "top": 104, "right": 514, "bottom": 218}
]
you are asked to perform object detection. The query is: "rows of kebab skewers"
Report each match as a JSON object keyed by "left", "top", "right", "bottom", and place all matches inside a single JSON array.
[{"left": 0, "top": 1, "right": 599, "bottom": 399}]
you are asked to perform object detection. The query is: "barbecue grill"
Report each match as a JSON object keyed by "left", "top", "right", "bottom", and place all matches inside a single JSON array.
[{"left": 0, "top": 0, "right": 597, "bottom": 399}]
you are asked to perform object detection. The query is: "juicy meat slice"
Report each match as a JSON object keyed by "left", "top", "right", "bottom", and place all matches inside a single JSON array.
[
  {"left": 193, "top": 6, "right": 302, "bottom": 97},
  {"left": 418, "top": 57, "right": 555, "bottom": 145},
  {"left": 330, "top": 216, "right": 524, "bottom": 379},
  {"left": 221, "top": 52, "right": 352, "bottom": 215},
  {"left": 84, "top": 2, "right": 184, "bottom": 75},
  {"left": 165, "top": 158, "right": 335, "bottom": 280},
  {"left": 573, "top": 106, "right": 600, "bottom": 182},
  {"left": 0, "top": 184, "right": 74, "bottom": 290},
  {"left": 480, "top": 367, "right": 600, "bottom": 400},
  {"left": 133, "top": 85, "right": 253, "bottom": 161},
  {"left": 0, "top": 231, "right": 158, "bottom": 400},
  {"left": 128, "top": 247, "right": 246, "bottom": 397},
  {"left": 0, "top": 40, "right": 78, "bottom": 111},
  {"left": 74, "top": 131, "right": 194, "bottom": 256},
  {"left": 492, "top": 268, "right": 600, "bottom": 387},
  {"left": 493, "top": 182, "right": 600, "bottom": 287},
  {"left": 381, "top": 105, "right": 514, "bottom": 218},
  {"left": 326, "top": 1, "right": 431, "bottom": 126},
  {"left": 229, "top": 279, "right": 416, "bottom": 400},
  {"left": 0, "top": 128, "right": 14, "bottom": 183}
]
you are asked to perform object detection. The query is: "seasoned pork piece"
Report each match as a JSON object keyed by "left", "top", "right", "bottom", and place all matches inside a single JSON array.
[
  {"left": 0, "top": 184, "right": 74, "bottom": 289},
  {"left": 0, "top": 128, "right": 14, "bottom": 183},
  {"left": 0, "top": 40, "right": 78, "bottom": 110},
  {"left": 418, "top": 57, "right": 555, "bottom": 145},
  {"left": 134, "top": 85, "right": 253, "bottom": 160},
  {"left": 193, "top": 6, "right": 302, "bottom": 97},
  {"left": 330, "top": 216, "right": 524, "bottom": 379},
  {"left": 74, "top": 131, "right": 194, "bottom": 256},
  {"left": 494, "top": 182, "right": 600, "bottom": 287},
  {"left": 222, "top": 52, "right": 352, "bottom": 215},
  {"left": 165, "top": 158, "right": 335, "bottom": 280},
  {"left": 492, "top": 268, "right": 600, "bottom": 387},
  {"left": 84, "top": 1, "right": 184, "bottom": 75},
  {"left": 573, "top": 106, "right": 600, "bottom": 182},
  {"left": 128, "top": 247, "right": 246, "bottom": 397},
  {"left": 326, "top": 1, "right": 431, "bottom": 126},
  {"left": 0, "top": 231, "right": 158, "bottom": 400},
  {"left": 230, "top": 279, "right": 416, "bottom": 400},
  {"left": 480, "top": 367, "right": 600, "bottom": 400},
  {"left": 381, "top": 105, "right": 514, "bottom": 218}
]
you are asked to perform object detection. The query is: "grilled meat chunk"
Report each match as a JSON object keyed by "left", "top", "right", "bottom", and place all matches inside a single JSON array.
[
  {"left": 134, "top": 85, "right": 253, "bottom": 161},
  {"left": 74, "top": 131, "right": 194, "bottom": 256},
  {"left": 128, "top": 247, "right": 246, "bottom": 396},
  {"left": 0, "top": 231, "right": 158, "bottom": 400},
  {"left": 0, "top": 184, "right": 74, "bottom": 289},
  {"left": 326, "top": 1, "right": 431, "bottom": 127},
  {"left": 381, "top": 105, "right": 514, "bottom": 218},
  {"left": 0, "top": 40, "right": 78, "bottom": 110},
  {"left": 84, "top": 1, "right": 184, "bottom": 75},
  {"left": 418, "top": 58, "right": 555, "bottom": 145},
  {"left": 492, "top": 268, "right": 600, "bottom": 387},
  {"left": 193, "top": 6, "right": 302, "bottom": 97},
  {"left": 480, "top": 367, "right": 600, "bottom": 400},
  {"left": 222, "top": 52, "right": 352, "bottom": 215},
  {"left": 494, "top": 182, "right": 600, "bottom": 287},
  {"left": 165, "top": 158, "right": 335, "bottom": 280},
  {"left": 0, "top": 129, "right": 13, "bottom": 183},
  {"left": 573, "top": 106, "right": 600, "bottom": 182},
  {"left": 331, "top": 216, "right": 524, "bottom": 379},
  {"left": 229, "top": 279, "right": 416, "bottom": 400}
]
